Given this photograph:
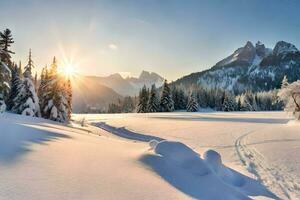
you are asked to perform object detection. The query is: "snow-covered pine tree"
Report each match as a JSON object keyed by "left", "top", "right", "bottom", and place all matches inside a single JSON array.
[
  {"left": 42, "top": 60, "right": 57, "bottom": 119},
  {"left": 12, "top": 49, "right": 40, "bottom": 117},
  {"left": 177, "top": 89, "right": 187, "bottom": 110},
  {"left": 39, "top": 66, "right": 50, "bottom": 118},
  {"left": 0, "top": 61, "right": 10, "bottom": 110},
  {"left": 66, "top": 78, "right": 72, "bottom": 120},
  {"left": 147, "top": 84, "right": 159, "bottom": 112},
  {"left": 137, "top": 85, "right": 149, "bottom": 113},
  {"left": 186, "top": 92, "right": 198, "bottom": 112},
  {"left": 23, "top": 49, "right": 33, "bottom": 79},
  {"left": 7, "top": 63, "right": 22, "bottom": 110},
  {"left": 222, "top": 92, "right": 236, "bottom": 111},
  {"left": 0, "top": 28, "right": 14, "bottom": 66},
  {"left": 38, "top": 67, "right": 45, "bottom": 100},
  {"left": 0, "top": 29, "right": 14, "bottom": 109},
  {"left": 160, "top": 80, "right": 174, "bottom": 112},
  {"left": 121, "top": 96, "right": 134, "bottom": 113},
  {"left": 42, "top": 57, "right": 70, "bottom": 122},
  {"left": 173, "top": 87, "right": 186, "bottom": 110}
]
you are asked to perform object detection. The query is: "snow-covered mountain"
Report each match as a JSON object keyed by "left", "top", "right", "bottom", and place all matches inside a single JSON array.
[
  {"left": 174, "top": 41, "right": 300, "bottom": 93},
  {"left": 80, "top": 71, "right": 164, "bottom": 96},
  {"left": 126, "top": 70, "right": 164, "bottom": 92},
  {"left": 72, "top": 71, "right": 164, "bottom": 112}
]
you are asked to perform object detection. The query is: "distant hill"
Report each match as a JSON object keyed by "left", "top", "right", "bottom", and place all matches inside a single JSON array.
[
  {"left": 173, "top": 41, "right": 300, "bottom": 93},
  {"left": 72, "top": 71, "right": 164, "bottom": 112},
  {"left": 72, "top": 76, "right": 122, "bottom": 113}
]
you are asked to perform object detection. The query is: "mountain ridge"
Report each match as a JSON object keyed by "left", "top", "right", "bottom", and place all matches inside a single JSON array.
[
  {"left": 172, "top": 40, "right": 300, "bottom": 93},
  {"left": 72, "top": 70, "right": 164, "bottom": 112}
]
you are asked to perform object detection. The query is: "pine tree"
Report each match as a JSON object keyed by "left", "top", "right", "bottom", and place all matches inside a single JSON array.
[
  {"left": 222, "top": 93, "right": 236, "bottom": 111},
  {"left": 173, "top": 87, "right": 186, "bottom": 110},
  {"left": 23, "top": 49, "right": 34, "bottom": 79},
  {"left": 147, "top": 84, "right": 159, "bottom": 112},
  {"left": 177, "top": 89, "right": 187, "bottom": 110},
  {"left": 42, "top": 57, "right": 71, "bottom": 122},
  {"left": 66, "top": 78, "right": 72, "bottom": 120},
  {"left": 0, "top": 61, "right": 10, "bottom": 105},
  {"left": 39, "top": 66, "right": 50, "bottom": 118},
  {"left": 0, "top": 29, "right": 14, "bottom": 107},
  {"left": 12, "top": 50, "right": 40, "bottom": 117},
  {"left": 7, "top": 64, "right": 22, "bottom": 110},
  {"left": 186, "top": 92, "right": 198, "bottom": 112},
  {"left": 137, "top": 85, "right": 149, "bottom": 113},
  {"left": 160, "top": 80, "right": 174, "bottom": 112},
  {"left": 0, "top": 28, "right": 14, "bottom": 66},
  {"left": 122, "top": 96, "right": 134, "bottom": 113}
]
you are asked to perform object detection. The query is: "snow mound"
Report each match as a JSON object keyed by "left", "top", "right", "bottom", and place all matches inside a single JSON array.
[
  {"left": 204, "top": 149, "right": 246, "bottom": 187},
  {"left": 154, "top": 140, "right": 210, "bottom": 176},
  {"left": 141, "top": 140, "right": 277, "bottom": 199},
  {"left": 203, "top": 149, "right": 222, "bottom": 171},
  {"left": 149, "top": 139, "right": 159, "bottom": 149}
]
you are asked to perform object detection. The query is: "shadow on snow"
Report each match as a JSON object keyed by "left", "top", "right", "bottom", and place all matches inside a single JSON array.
[{"left": 0, "top": 121, "right": 71, "bottom": 165}]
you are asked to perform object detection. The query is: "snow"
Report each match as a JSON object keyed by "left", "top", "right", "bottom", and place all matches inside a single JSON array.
[
  {"left": 1, "top": 61, "right": 11, "bottom": 74},
  {"left": 273, "top": 42, "right": 298, "bottom": 55},
  {"left": 0, "top": 113, "right": 188, "bottom": 200},
  {"left": 142, "top": 140, "right": 268, "bottom": 199},
  {"left": 1, "top": 112, "right": 300, "bottom": 199},
  {"left": 74, "top": 111, "right": 300, "bottom": 199},
  {"left": 0, "top": 100, "right": 6, "bottom": 113}
]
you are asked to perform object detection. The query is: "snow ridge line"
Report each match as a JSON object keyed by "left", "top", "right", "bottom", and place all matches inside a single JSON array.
[{"left": 235, "top": 130, "right": 300, "bottom": 200}]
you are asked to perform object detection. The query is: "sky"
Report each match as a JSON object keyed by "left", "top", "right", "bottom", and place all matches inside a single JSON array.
[{"left": 0, "top": 0, "right": 300, "bottom": 81}]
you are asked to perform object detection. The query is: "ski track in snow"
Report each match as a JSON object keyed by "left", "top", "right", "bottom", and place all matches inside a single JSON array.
[{"left": 235, "top": 128, "right": 300, "bottom": 200}]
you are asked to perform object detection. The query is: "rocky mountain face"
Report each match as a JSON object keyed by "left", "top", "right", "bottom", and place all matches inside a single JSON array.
[
  {"left": 72, "top": 71, "right": 164, "bottom": 112},
  {"left": 81, "top": 71, "right": 164, "bottom": 96},
  {"left": 173, "top": 41, "right": 300, "bottom": 93},
  {"left": 126, "top": 70, "right": 164, "bottom": 92}
]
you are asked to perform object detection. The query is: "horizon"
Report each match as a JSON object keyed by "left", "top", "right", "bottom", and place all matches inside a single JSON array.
[{"left": 1, "top": 0, "right": 300, "bottom": 81}]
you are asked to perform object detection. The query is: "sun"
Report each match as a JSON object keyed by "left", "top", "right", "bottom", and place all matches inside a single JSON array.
[
  {"left": 62, "top": 64, "right": 76, "bottom": 77},
  {"left": 58, "top": 61, "right": 78, "bottom": 78}
]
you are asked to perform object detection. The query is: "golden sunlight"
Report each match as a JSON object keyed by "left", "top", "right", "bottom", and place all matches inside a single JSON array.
[
  {"left": 58, "top": 60, "right": 79, "bottom": 78},
  {"left": 62, "top": 64, "right": 76, "bottom": 77}
]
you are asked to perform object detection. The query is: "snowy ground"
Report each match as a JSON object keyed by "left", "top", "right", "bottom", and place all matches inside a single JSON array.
[
  {"left": 1, "top": 112, "right": 300, "bottom": 199},
  {"left": 73, "top": 111, "right": 300, "bottom": 199}
]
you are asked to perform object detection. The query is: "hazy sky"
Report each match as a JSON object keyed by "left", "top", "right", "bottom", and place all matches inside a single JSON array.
[{"left": 1, "top": 0, "right": 300, "bottom": 80}]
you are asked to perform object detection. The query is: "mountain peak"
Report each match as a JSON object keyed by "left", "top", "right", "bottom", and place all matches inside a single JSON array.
[
  {"left": 109, "top": 73, "right": 123, "bottom": 79},
  {"left": 245, "top": 41, "right": 254, "bottom": 49},
  {"left": 255, "top": 41, "right": 268, "bottom": 57},
  {"left": 273, "top": 41, "right": 298, "bottom": 55},
  {"left": 139, "top": 70, "right": 151, "bottom": 79},
  {"left": 214, "top": 41, "right": 256, "bottom": 68}
]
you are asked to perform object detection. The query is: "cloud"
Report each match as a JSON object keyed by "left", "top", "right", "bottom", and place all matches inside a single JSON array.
[{"left": 108, "top": 44, "right": 118, "bottom": 50}]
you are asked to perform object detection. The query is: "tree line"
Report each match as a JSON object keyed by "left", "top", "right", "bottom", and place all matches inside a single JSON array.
[
  {"left": 0, "top": 28, "right": 72, "bottom": 122},
  {"left": 108, "top": 80, "right": 283, "bottom": 113}
]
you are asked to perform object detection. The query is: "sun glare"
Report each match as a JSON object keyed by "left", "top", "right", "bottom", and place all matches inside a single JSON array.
[
  {"left": 63, "top": 64, "right": 76, "bottom": 77},
  {"left": 58, "top": 60, "right": 79, "bottom": 78}
]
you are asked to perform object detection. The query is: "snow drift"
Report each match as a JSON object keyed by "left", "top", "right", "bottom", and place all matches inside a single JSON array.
[{"left": 141, "top": 140, "right": 277, "bottom": 200}]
